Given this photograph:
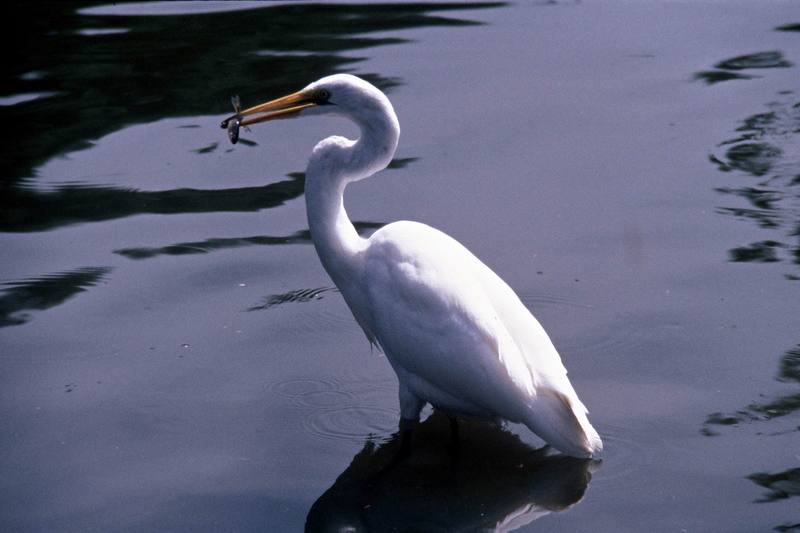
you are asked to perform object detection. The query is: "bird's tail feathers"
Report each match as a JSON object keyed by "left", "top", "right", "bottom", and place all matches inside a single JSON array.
[{"left": 524, "top": 389, "right": 603, "bottom": 459}]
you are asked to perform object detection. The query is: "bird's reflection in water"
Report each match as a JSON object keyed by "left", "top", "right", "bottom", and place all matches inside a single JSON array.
[{"left": 306, "top": 412, "right": 599, "bottom": 532}]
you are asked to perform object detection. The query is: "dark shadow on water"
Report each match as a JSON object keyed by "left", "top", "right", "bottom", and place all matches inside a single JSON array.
[
  {"left": 2, "top": 173, "right": 306, "bottom": 233},
  {"left": 107, "top": 158, "right": 414, "bottom": 258},
  {"left": 114, "top": 221, "right": 384, "bottom": 260},
  {"left": 0, "top": 266, "right": 111, "bottom": 327},
  {"left": 192, "top": 142, "right": 219, "bottom": 155},
  {"left": 305, "top": 411, "right": 598, "bottom": 532},
  {"left": 3, "top": 154, "right": 414, "bottom": 233}
]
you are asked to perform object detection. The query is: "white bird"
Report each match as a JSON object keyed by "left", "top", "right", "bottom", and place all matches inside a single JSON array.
[{"left": 222, "top": 74, "right": 602, "bottom": 458}]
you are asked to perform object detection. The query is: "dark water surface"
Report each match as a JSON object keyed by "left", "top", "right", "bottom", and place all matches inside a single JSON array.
[{"left": 2, "top": 1, "right": 799, "bottom": 531}]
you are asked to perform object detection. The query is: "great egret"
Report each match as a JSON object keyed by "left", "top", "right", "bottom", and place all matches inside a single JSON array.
[{"left": 221, "top": 74, "right": 602, "bottom": 458}]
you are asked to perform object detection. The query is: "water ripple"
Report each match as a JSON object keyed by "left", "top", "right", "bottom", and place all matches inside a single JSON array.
[
  {"left": 518, "top": 290, "right": 595, "bottom": 310},
  {"left": 248, "top": 287, "right": 338, "bottom": 311},
  {"left": 302, "top": 406, "right": 399, "bottom": 443},
  {"left": 270, "top": 373, "right": 399, "bottom": 442},
  {"left": 592, "top": 423, "right": 649, "bottom": 485},
  {"left": 271, "top": 378, "right": 356, "bottom": 409}
]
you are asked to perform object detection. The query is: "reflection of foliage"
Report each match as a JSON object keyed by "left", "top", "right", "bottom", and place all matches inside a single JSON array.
[
  {"left": 710, "top": 98, "right": 800, "bottom": 276},
  {"left": 729, "top": 240, "right": 784, "bottom": 263},
  {"left": 703, "top": 345, "right": 800, "bottom": 434},
  {"left": 779, "top": 345, "right": 800, "bottom": 383},
  {"left": 748, "top": 467, "right": 800, "bottom": 502},
  {"left": 748, "top": 393, "right": 800, "bottom": 420},
  {"left": 703, "top": 344, "right": 800, "bottom": 529},
  {"left": 703, "top": 392, "right": 800, "bottom": 432},
  {"left": 694, "top": 50, "right": 792, "bottom": 85},
  {"left": 0, "top": 267, "right": 111, "bottom": 327},
  {"left": 1, "top": 2, "right": 499, "bottom": 182},
  {"left": 703, "top": 84, "right": 799, "bottom": 511},
  {"left": 714, "top": 143, "right": 783, "bottom": 177},
  {"left": 715, "top": 51, "right": 793, "bottom": 71},
  {"left": 694, "top": 70, "right": 755, "bottom": 84}
]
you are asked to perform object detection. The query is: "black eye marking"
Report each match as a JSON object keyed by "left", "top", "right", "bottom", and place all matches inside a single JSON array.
[{"left": 314, "top": 89, "right": 332, "bottom": 105}]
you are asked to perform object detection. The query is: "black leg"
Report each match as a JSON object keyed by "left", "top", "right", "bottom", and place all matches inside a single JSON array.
[
  {"left": 447, "top": 414, "right": 461, "bottom": 459},
  {"left": 368, "top": 418, "right": 416, "bottom": 485},
  {"left": 448, "top": 415, "right": 459, "bottom": 440},
  {"left": 396, "top": 417, "right": 415, "bottom": 461}
]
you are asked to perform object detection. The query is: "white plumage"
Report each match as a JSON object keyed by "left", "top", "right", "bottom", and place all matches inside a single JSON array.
[{"left": 228, "top": 74, "right": 602, "bottom": 458}]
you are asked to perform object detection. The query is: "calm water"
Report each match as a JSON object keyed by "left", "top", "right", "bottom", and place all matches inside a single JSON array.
[{"left": 2, "top": 1, "right": 799, "bottom": 531}]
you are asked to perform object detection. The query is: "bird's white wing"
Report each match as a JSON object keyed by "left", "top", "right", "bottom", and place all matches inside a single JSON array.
[
  {"left": 361, "top": 221, "right": 540, "bottom": 420},
  {"left": 469, "top": 247, "right": 573, "bottom": 396}
]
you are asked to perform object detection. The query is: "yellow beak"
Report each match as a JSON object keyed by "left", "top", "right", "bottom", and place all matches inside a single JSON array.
[{"left": 220, "top": 90, "right": 318, "bottom": 129}]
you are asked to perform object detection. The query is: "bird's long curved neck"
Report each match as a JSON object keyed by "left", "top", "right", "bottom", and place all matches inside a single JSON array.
[
  {"left": 305, "top": 167, "right": 362, "bottom": 285},
  {"left": 305, "top": 113, "right": 399, "bottom": 287}
]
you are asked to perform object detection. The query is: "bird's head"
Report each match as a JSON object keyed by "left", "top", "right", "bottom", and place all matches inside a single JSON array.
[{"left": 220, "top": 74, "right": 395, "bottom": 135}]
